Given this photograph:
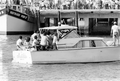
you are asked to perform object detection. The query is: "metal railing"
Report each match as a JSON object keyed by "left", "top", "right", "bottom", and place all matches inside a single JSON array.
[
  {"left": 1, "top": 4, "right": 120, "bottom": 15},
  {"left": 0, "top": 4, "right": 6, "bottom": 10}
]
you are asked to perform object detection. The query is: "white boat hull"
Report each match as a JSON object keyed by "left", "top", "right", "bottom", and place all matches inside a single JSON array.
[
  {"left": 0, "top": 9, "right": 35, "bottom": 35},
  {"left": 12, "top": 46, "right": 120, "bottom": 64}
]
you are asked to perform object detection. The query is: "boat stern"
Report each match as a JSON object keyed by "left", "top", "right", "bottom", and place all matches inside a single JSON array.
[{"left": 12, "top": 51, "right": 32, "bottom": 64}]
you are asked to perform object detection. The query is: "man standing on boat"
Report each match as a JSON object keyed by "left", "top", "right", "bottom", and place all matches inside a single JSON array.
[
  {"left": 111, "top": 21, "right": 120, "bottom": 46},
  {"left": 40, "top": 32, "right": 48, "bottom": 50}
]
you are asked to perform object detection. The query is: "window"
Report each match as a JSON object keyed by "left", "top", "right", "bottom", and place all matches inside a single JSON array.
[
  {"left": 79, "top": 40, "right": 106, "bottom": 48},
  {"left": 90, "top": 40, "right": 96, "bottom": 47},
  {"left": 82, "top": 40, "right": 90, "bottom": 48},
  {"left": 74, "top": 41, "right": 82, "bottom": 48},
  {"left": 94, "top": 40, "right": 106, "bottom": 47}
]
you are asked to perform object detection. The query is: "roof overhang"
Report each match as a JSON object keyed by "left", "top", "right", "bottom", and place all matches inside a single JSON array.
[{"left": 39, "top": 25, "right": 77, "bottom": 30}]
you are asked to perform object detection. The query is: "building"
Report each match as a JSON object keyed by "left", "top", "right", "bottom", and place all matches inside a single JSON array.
[{"left": 39, "top": 9, "right": 120, "bottom": 35}]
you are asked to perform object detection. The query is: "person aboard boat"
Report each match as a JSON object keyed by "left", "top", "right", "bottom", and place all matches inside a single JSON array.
[
  {"left": 16, "top": 36, "right": 24, "bottom": 50},
  {"left": 40, "top": 32, "right": 48, "bottom": 50},
  {"left": 31, "top": 30, "right": 39, "bottom": 42},
  {"left": 52, "top": 32, "right": 58, "bottom": 50},
  {"left": 46, "top": 31, "right": 53, "bottom": 50},
  {"left": 111, "top": 21, "right": 120, "bottom": 46},
  {"left": 24, "top": 37, "right": 32, "bottom": 50},
  {"left": 32, "top": 35, "right": 40, "bottom": 51}
]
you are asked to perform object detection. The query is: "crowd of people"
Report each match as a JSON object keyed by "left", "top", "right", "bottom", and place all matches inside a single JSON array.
[
  {"left": 16, "top": 30, "right": 58, "bottom": 51},
  {"left": 1, "top": 0, "right": 120, "bottom": 20},
  {"left": 1, "top": 0, "right": 120, "bottom": 10},
  {"left": 35, "top": 0, "right": 120, "bottom": 10}
]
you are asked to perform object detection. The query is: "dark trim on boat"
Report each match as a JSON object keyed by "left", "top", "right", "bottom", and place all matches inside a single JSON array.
[
  {"left": 0, "top": 31, "right": 33, "bottom": 35},
  {"left": 7, "top": 9, "right": 34, "bottom": 23},
  {"left": 7, "top": 9, "right": 28, "bottom": 21},
  {"left": 7, "top": 31, "right": 34, "bottom": 35}
]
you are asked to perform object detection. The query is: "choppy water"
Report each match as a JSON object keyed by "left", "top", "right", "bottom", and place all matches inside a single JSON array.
[{"left": 0, "top": 35, "right": 120, "bottom": 81}]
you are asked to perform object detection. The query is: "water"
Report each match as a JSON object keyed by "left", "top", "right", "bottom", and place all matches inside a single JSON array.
[{"left": 0, "top": 35, "right": 120, "bottom": 81}]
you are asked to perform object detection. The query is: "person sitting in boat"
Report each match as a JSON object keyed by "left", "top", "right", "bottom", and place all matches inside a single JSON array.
[
  {"left": 40, "top": 32, "right": 48, "bottom": 51},
  {"left": 24, "top": 37, "right": 32, "bottom": 50},
  {"left": 31, "top": 30, "right": 39, "bottom": 42},
  {"left": 16, "top": 36, "right": 24, "bottom": 50},
  {"left": 32, "top": 35, "right": 40, "bottom": 51},
  {"left": 111, "top": 21, "right": 120, "bottom": 46},
  {"left": 52, "top": 32, "right": 58, "bottom": 50}
]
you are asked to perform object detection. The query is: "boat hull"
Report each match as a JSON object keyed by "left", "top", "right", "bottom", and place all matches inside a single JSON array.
[
  {"left": 12, "top": 46, "right": 120, "bottom": 64},
  {"left": 0, "top": 8, "right": 35, "bottom": 35}
]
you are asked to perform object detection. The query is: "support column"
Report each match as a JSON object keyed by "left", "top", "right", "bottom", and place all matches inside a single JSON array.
[
  {"left": 75, "top": 11, "right": 78, "bottom": 27},
  {"left": 84, "top": 17, "right": 89, "bottom": 36},
  {"left": 118, "top": 18, "right": 120, "bottom": 26},
  {"left": 58, "top": 10, "right": 61, "bottom": 26},
  {"left": 75, "top": 11, "right": 78, "bottom": 35},
  {"left": 39, "top": 10, "right": 41, "bottom": 28},
  {"left": 36, "top": 10, "right": 40, "bottom": 30}
]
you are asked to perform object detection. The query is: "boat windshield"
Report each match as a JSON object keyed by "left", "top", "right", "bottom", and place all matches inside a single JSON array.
[
  {"left": 58, "top": 39, "right": 107, "bottom": 49},
  {"left": 75, "top": 40, "right": 107, "bottom": 48}
]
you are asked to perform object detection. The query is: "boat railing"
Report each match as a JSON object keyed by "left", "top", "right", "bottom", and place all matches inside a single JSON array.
[
  {"left": 0, "top": 4, "right": 6, "bottom": 10},
  {"left": 0, "top": 4, "right": 34, "bottom": 16},
  {"left": 2, "top": 4, "right": 35, "bottom": 23},
  {"left": 2, "top": 4, "right": 120, "bottom": 14},
  {"left": 7, "top": 5, "right": 34, "bottom": 16}
]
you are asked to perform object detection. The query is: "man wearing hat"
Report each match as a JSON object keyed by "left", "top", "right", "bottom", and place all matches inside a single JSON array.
[{"left": 111, "top": 21, "right": 120, "bottom": 46}]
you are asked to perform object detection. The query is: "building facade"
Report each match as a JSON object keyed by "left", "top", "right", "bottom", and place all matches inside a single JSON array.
[{"left": 40, "top": 9, "right": 120, "bottom": 35}]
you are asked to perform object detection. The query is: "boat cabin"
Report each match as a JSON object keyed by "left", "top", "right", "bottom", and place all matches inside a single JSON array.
[
  {"left": 39, "top": 25, "right": 79, "bottom": 39},
  {"left": 57, "top": 37, "right": 108, "bottom": 49}
]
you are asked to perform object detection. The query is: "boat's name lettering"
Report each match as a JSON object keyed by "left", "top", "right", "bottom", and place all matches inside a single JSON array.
[
  {"left": 8, "top": 9, "right": 28, "bottom": 21},
  {"left": 10, "top": 11, "right": 20, "bottom": 16},
  {"left": 21, "top": 15, "right": 27, "bottom": 19}
]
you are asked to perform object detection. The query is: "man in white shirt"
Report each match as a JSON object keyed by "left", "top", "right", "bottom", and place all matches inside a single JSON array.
[
  {"left": 111, "top": 22, "right": 120, "bottom": 46},
  {"left": 40, "top": 32, "right": 48, "bottom": 50},
  {"left": 31, "top": 30, "right": 39, "bottom": 42},
  {"left": 16, "top": 36, "right": 24, "bottom": 50}
]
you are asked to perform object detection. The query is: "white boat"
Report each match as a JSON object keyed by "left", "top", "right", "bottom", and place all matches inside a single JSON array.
[{"left": 12, "top": 37, "right": 120, "bottom": 64}]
